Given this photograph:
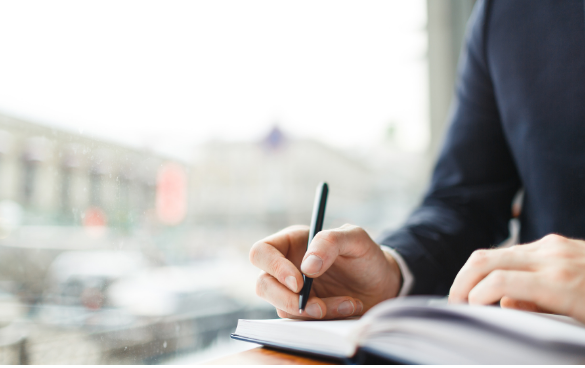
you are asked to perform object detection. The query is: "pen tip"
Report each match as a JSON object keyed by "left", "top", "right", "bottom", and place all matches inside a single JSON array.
[{"left": 299, "top": 309, "right": 303, "bottom": 314}]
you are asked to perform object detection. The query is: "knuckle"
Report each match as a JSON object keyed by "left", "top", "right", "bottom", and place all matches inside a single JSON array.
[
  {"left": 548, "top": 268, "right": 574, "bottom": 283},
  {"left": 542, "top": 234, "right": 567, "bottom": 244},
  {"left": 255, "top": 273, "right": 270, "bottom": 297},
  {"left": 276, "top": 309, "right": 288, "bottom": 318},
  {"left": 350, "top": 225, "right": 366, "bottom": 236},
  {"left": 468, "top": 249, "right": 490, "bottom": 267},
  {"left": 283, "top": 296, "right": 297, "bottom": 313},
  {"left": 268, "top": 257, "right": 284, "bottom": 277},
  {"left": 284, "top": 224, "right": 309, "bottom": 233},
  {"left": 314, "top": 230, "right": 338, "bottom": 247},
  {"left": 467, "top": 289, "right": 480, "bottom": 304},
  {"left": 249, "top": 241, "right": 264, "bottom": 264},
  {"left": 487, "top": 270, "right": 507, "bottom": 286}
]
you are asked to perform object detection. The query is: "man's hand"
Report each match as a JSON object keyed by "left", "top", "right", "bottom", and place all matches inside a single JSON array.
[
  {"left": 249, "top": 224, "right": 402, "bottom": 320},
  {"left": 449, "top": 234, "right": 585, "bottom": 323}
]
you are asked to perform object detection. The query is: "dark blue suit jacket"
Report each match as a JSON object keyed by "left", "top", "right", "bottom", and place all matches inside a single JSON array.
[{"left": 378, "top": 0, "right": 585, "bottom": 295}]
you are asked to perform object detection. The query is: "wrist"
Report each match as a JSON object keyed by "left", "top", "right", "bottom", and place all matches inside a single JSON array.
[{"left": 381, "top": 247, "right": 403, "bottom": 298}]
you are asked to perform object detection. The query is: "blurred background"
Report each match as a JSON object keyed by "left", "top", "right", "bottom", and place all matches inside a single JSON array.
[{"left": 0, "top": 0, "right": 474, "bottom": 364}]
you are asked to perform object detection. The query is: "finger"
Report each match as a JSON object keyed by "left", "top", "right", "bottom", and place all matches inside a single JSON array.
[
  {"left": 449, "top": 248, "right": 541, "bottom": 303},
  {"left": 467, "top": 269, "right": 567, "bottom": 314},
  {"left": 500, "top": 296, "right": 544, "bottom": 313},
  {"left": 276, "top": 308, "right": 299, "bottom": 319},
  {"left": 263, "top": 225, "right": 310, "bottom": 267},
  {"left": 470, "top": 269, "right": 582, "bottom": 319},
  {"left": 255, "top": 272, "right": 325, "bottom": 319},
  {"left": 300, "top": 224, "right": 372, "bottom": 278},
  {"left": 250, "top": 231, "right": 308, "bottom": 293},
  {"left": 468, "top": 270, "right": 538, "bottom": 306},
  {"left": 277, "top": 297, "right": 365, "bottom": 320},
  {"left": 511, "top": 234, "right": 573, "bottom": 253},
  {"left": 317, "top": 296, "right": 364, "bottom": 319}
]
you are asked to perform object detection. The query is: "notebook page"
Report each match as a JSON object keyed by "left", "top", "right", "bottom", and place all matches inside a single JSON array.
[
  {"left": 360, "top": 297, "right": 585, "bottom": 347},
  {"left": 234, "top": 318, "right": 360, "bottom": 357},
  {"left": 355, "top": 297, "right": 585, "bottom": 364},
  {"left": 362, "top": 317, "right": 585, "bottom": 364},
  {"left": 442, "top": 304, "right": 585, "bottom": 346}
]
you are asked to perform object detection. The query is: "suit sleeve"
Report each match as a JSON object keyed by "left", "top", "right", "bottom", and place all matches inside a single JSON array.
[{"left": 377, "top": 0, "right": 521, "bottom": 295}]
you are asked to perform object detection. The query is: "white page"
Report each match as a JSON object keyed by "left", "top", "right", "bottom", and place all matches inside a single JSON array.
[
  {"left": 363, "top": 317, "right": 585, "bottom": 364},
  {"left": 445, "top": 304, "right": 585, "bottom": 345},
  {"left": 234, "top": 318, "right": 360, "bottom": 357},
  {"left": 361, "top": 297, "right": 585, "bottom": 347}
]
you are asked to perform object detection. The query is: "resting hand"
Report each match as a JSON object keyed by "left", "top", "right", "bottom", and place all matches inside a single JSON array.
[
  {"left": 449, "top": 234, "right": 585, "bottom": 323},
  {"left": 250, "top": 224, "right": 401, "bottom": 320}
]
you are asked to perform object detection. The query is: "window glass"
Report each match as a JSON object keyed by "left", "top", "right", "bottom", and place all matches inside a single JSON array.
[{"left": 0, "top": 0, "right": 427, "bottom": 363}]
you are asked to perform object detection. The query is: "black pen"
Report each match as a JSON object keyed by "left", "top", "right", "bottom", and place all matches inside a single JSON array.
[{"left": 299, "top": 182, "right": 328, "bottom": 314}]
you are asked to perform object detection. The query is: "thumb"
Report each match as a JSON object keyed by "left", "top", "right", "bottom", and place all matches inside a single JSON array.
[{"left": 300, "top": 224, "right": 368, "bottom": 278}]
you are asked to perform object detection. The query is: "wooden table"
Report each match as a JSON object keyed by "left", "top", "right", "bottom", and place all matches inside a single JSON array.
[{"left": 204, "top": 347, "right": 336, "bottom": 365}]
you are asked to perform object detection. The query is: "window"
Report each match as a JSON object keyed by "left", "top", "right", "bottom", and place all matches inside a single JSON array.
[{"left": 0, "top": 1, "right": 432, "bottom": 364}]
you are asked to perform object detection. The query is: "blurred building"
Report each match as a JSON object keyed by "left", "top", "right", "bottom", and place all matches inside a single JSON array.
[
  {"left": 0, "top": 114, "right": 277, "bottom": 364},
  {"left": 190, "top": 127, "right": 374, "bottom": 227},
  {"left": 185, "top": 126, "right": 427, "bottom": 256},
  {"left": 0, "top": 113, "right": 178, "bottom": 305},
  {"left": 0, "top": 113, "right": 168, "bottom": 230}
]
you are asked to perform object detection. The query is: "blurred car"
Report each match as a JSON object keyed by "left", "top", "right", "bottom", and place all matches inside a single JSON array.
[{"left": 43, "top": 250, "right": 149, "bottom": 309}]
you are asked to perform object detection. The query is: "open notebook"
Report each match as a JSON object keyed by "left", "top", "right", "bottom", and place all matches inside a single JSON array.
[{"left": 231, "top": 297, "right": 585, "bottom": 364}]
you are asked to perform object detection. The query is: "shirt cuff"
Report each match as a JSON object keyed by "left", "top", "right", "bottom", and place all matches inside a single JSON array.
[{"left": 380, "top": 245, "right": 414, "bottom": 297}]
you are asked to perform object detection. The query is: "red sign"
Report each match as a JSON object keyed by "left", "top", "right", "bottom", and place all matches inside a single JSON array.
[
  {"left": 84, "top": 207, "right": 107, "bottom": 227},
  {"left": 156, "top": 162, "right": 187, "bottom": 225}
]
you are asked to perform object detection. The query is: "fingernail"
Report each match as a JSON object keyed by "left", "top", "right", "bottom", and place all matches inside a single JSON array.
[
  {"left": 305, "top": 303, "right": 323, "bottom": 319},
  {"left": 285, "top": 276, "right": 297, "bottom": 292},
  {"left": 301, "top": 255, "right": 323, "bottom": 275},
  {"left": 338, "top": 300, "right": 355, "bottom": 316}
]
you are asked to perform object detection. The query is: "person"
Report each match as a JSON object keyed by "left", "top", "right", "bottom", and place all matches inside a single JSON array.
[{"left": 249, "top": 0, "right": 585, "bottom": 323}]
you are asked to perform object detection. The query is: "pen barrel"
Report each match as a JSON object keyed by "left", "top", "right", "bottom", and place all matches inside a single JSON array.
[
  {"left": 298, "top": 275, "right": 313, "bottom": 310},
  {"left": 299, "top": 182, "right": 328, "bottom": 312},
  {"left": 307, "top": 183, "right": 328, "bottom": 242}
]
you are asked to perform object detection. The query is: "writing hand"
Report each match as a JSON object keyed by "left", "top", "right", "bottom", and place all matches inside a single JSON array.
[
  {"left": 249, "top": 224, "right": 401, "bottom": 320},
  {"left": 449, "top": 234, "right": 585, "bottom": 323}
]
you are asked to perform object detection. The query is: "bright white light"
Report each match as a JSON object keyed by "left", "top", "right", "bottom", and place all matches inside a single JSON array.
[{"left": 0, "top": 0, "right": 428, "bottom": 159}]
